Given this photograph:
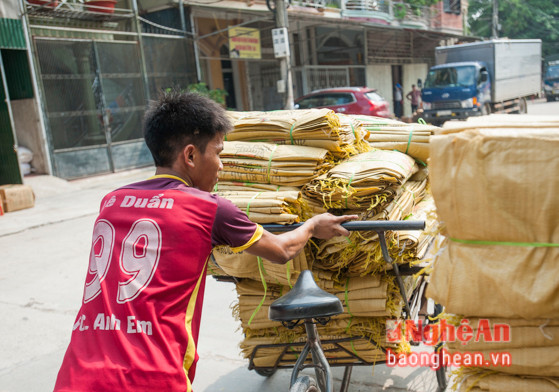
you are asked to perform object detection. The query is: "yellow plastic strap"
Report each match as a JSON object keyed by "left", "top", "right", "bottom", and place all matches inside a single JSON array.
[
  {"left": 289, "top": 123, "right": 295, "bottom": 145},
  {"left": 248, "top": 256, "right": 268, "bottom": 326},
  {"left": 246, "top": 192, "right": 263, "bottom": 217},
  {"left": 451, "top": 238, "right": 559, "bottom": 247},
  {"left": 266, "top": 144, "right": 279, "bottom": 184},
  {"left": 405, "top": 129, "right": 413, "bottom": 154}
]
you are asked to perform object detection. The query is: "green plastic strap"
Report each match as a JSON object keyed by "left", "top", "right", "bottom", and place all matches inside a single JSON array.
[
  {"left": 289, "top": 123, "right": 295, "bottom": 145},
  {"left": 451, "top": 238, "right": 559, "bottom": 248},
  {"left": 224, "top": 133, "right": 228, "bottom": 141},
  {"left": 344, "top": 277, "right": 353, "bottom": 317},
  {"left": 213, "top": 183, "right": 218, "bottom": 192},
  {"left": 266, "top": 144, "right": 279, "bottom": 184},
  {"left": 417, "top": 118, "right": 427, "bottom": 125},
  {"left": 350, "top": 123, "right": 356, "bottom": 139},
  {"left": 344, "top": 316, "right": 353, "bottom": 333},
  {"left": 405, "top": 129, "right": 413, "bottom": 154},
  {"left": 350, "top": 340, "right": 359, "bottom": 356},
  {"left": 248, "top": 256, "right": 268, "bottom": 326},
  {"left": 246, "top": 191, "right": 263, "bottom": 217}
]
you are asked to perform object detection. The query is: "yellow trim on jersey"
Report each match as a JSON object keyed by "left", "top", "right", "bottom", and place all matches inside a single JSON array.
[
  {"left": 148, "top": 174, "right": 190, "bottom": 187},
  {"left": 230, "top": 224, "right": 263, "bottom": 253},
  {"left": 182, "top": 259, "right": 208, "bottom": 392}
]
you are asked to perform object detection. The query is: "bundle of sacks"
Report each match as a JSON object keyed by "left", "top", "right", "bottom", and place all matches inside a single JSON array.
[
  {"left": 208, "top": 110, "right": 441, "bottom": 369},
  {"left": 426, "top": 118, "right": 559, "bottom": 391}
]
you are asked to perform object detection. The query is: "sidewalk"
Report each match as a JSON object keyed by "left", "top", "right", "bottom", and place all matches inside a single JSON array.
[{"left": 0, "top": 166, "right": 155, "bottom": 237}]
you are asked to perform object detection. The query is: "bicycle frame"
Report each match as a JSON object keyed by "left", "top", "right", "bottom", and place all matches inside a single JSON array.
[{"left": 291, "top": 320, "right": 332, "bottom": 392}]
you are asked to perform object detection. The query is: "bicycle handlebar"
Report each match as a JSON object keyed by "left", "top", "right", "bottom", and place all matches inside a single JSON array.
[{"left": 262, "top": 220, "right": 425, "bottom": 233}]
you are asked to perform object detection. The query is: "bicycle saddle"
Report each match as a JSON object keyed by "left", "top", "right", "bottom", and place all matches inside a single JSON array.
[{"left": 269, "top": 270, "right": 343, "bottom": 322}]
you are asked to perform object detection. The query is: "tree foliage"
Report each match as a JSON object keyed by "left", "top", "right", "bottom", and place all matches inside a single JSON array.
[{"left": 468, "top": 0, "right": 559, "bottom": 56}]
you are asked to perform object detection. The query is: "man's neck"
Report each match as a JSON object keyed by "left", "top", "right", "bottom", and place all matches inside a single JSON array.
[{"left": 154, "top": 167, "right": 193, "bottom": 187}]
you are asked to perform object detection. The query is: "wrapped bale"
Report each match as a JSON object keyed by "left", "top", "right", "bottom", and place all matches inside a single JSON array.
[{"left": 427, "top": 128, "right": 559, "bottom": 319}]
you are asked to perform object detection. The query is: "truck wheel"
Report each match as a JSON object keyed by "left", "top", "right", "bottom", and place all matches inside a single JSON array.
[
  {"left": 518, "top": 97, "right": 527, "bottom": 114},
  {"left": 481, "top": 103, "right": 491, "bottom": 116}
]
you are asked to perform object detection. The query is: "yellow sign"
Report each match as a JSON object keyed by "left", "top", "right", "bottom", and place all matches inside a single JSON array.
[{"left": 228, "top": 27, "right": 261, "bottom": 59}]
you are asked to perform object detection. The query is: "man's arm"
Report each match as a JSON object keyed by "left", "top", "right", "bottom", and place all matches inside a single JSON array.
[{"left": 245, "top": 213, "right": 357, "bottom": 264}]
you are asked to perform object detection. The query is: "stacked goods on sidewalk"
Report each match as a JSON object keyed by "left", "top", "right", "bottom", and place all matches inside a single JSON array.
[
  {"left": 209, "top": 109, "right": 440, "bottom": 369},
  {"left": 426, "top": 121, "right": 559, "bottom": 391}
]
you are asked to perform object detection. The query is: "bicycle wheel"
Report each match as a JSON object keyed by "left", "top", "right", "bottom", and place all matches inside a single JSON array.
[{"left": 290, "top": 375, "right": 319, "bottom": 392}]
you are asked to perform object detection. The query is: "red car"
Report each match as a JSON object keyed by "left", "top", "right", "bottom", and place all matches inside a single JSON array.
[{"left": 294, "top": 87, "right": 391, "bottom": 118}]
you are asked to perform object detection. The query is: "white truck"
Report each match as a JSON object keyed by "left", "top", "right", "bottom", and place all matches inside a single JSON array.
[{"left": 421, "top": 39, "right": 542, "bottom": 125}]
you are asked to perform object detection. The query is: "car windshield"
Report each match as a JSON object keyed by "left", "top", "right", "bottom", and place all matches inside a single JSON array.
[
  {"left": 424, "top": 66, "right": 476, "bottom": 88},
  {"left": 545, "top": 65, "right": 559, "bottom": 79}
]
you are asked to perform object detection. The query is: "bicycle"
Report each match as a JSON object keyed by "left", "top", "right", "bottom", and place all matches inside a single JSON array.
[{"left": 249, "top": 220, "right": 447, "bottom": 392}]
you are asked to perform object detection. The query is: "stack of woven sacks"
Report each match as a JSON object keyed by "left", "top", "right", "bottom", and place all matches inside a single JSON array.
[
  {"left": 349, "top": 115, "right": 439, "bottom": 165},
  {"left": 426, "top": 121, "right": 559, "bottom": 391},
  {"left": 209, "top": 109, "right": 439, "bottom": 369}
]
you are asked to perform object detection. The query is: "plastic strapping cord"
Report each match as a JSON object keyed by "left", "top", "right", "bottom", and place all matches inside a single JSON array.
[
  {"left": 405, "top": 129, "right": 413, "bottom": 154},
  {"left": 246, "top": 192, "right": 263, "bottom": 217},
  {"left": 213, "top": 183, "right": 218, "bottom": 192},
  {"left": 289, "top": 123, "right": 295, "bottom": 145},
  {"left": 345, "top": 170, "right": 356, "bottom": 209},
  {"left": 451, "top": 238, "right": 559, "bottom": 247},
  {"left": 350, "top": 123, "right": 356, "bottom": 139},
  {"left": 266, "top": 144, "right": 278, "bottom": 184},
  {"left": 344, "top": 277, "right": 353, "bottom": 317},
  {"left": 248, "top": 256, "right": 268, "bottom": 326},
  {"left": 417, "top": 118, "right": 427, "bottom": 125}
]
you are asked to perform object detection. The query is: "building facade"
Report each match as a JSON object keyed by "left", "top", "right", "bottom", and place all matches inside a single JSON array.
[{"left": 4, "top": 0, "right": 472, "bottom": 180}]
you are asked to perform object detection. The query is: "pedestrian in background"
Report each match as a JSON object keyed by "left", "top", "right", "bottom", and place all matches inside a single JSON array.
[
  {"left": 406, "top": 84, "right": 421, "bottom": 114},
  {"left": 394, "top": 83, "right": 403, "bottom": 119}
]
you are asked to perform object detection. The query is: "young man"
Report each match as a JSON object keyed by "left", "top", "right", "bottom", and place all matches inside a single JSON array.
[
  {"left": 54, "top": 91, "right": 355, "bottom": 392},
  {"left": 406, "top": 84, "right": 421, "bottom": 114}
]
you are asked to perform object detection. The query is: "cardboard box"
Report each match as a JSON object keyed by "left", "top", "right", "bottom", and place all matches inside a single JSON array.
[{"left": 0, "top": 184, "right": 35, "bottom": 212}]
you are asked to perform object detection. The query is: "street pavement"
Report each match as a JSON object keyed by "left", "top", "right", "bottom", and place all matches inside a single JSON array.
[{"left": 0, "top": 166, "right": 442, "bottom": 391}]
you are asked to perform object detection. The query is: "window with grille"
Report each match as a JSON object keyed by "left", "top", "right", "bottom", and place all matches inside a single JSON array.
[{"left": 443, "top": 0, "right": 461, "bottom": 14}]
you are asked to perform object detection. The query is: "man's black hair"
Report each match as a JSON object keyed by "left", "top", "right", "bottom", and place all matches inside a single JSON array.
[{"left": 143, "top": 90, "right": 231, "bottom": 167}]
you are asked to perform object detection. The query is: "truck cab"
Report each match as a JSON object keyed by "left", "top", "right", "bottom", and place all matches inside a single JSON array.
[
  {"left": 421, "top": 61, "right": 491, "bottom": 125},
  {"left": 543, "top": 58, "right": 559, "bottom": 102}
]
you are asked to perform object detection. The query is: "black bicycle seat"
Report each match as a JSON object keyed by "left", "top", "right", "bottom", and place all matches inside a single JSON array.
[{"left": 269, "top": 270, "right": 344, "bottom": 322}]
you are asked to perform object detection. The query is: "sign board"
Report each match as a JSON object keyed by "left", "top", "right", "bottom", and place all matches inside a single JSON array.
[
  {"left": 272, "top": 27, "right": 290, "bottom": 58},
  {"left": 229, "top": 27, "right": 261, "bottom": 59}
]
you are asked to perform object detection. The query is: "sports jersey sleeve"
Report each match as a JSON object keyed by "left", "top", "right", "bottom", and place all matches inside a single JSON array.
[{"left": 211, "top": 195, "right": 263, "bottom": 252}]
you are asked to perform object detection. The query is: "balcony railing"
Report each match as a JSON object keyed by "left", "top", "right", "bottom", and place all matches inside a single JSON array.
[{"left": 341, "top": 0, "right": 441, "bottom": 29}]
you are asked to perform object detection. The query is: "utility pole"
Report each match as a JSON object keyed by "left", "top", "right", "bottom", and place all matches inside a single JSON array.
[
  {"left": 491, "top": 0, "right": 499, "bottom": 38},
  {"left": 274, "top": 0, "right": 294, "bottom": 109}
]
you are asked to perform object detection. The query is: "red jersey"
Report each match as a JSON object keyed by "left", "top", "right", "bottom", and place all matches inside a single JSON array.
[{"left": 54, "top": 175, "right": 262, "bottom": 392}]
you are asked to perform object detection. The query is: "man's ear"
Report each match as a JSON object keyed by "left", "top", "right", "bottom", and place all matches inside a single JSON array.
[{"left": 183, "top": 144, "right": 196, "bottom": 168}]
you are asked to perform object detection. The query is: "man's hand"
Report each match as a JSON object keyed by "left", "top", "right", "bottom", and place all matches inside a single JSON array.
[
  {"left": 306, "top": 213, "right": 358, "bottom": 239},
  {"left": 246, "top": 213, "right": 359, "bottom": 264}
]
